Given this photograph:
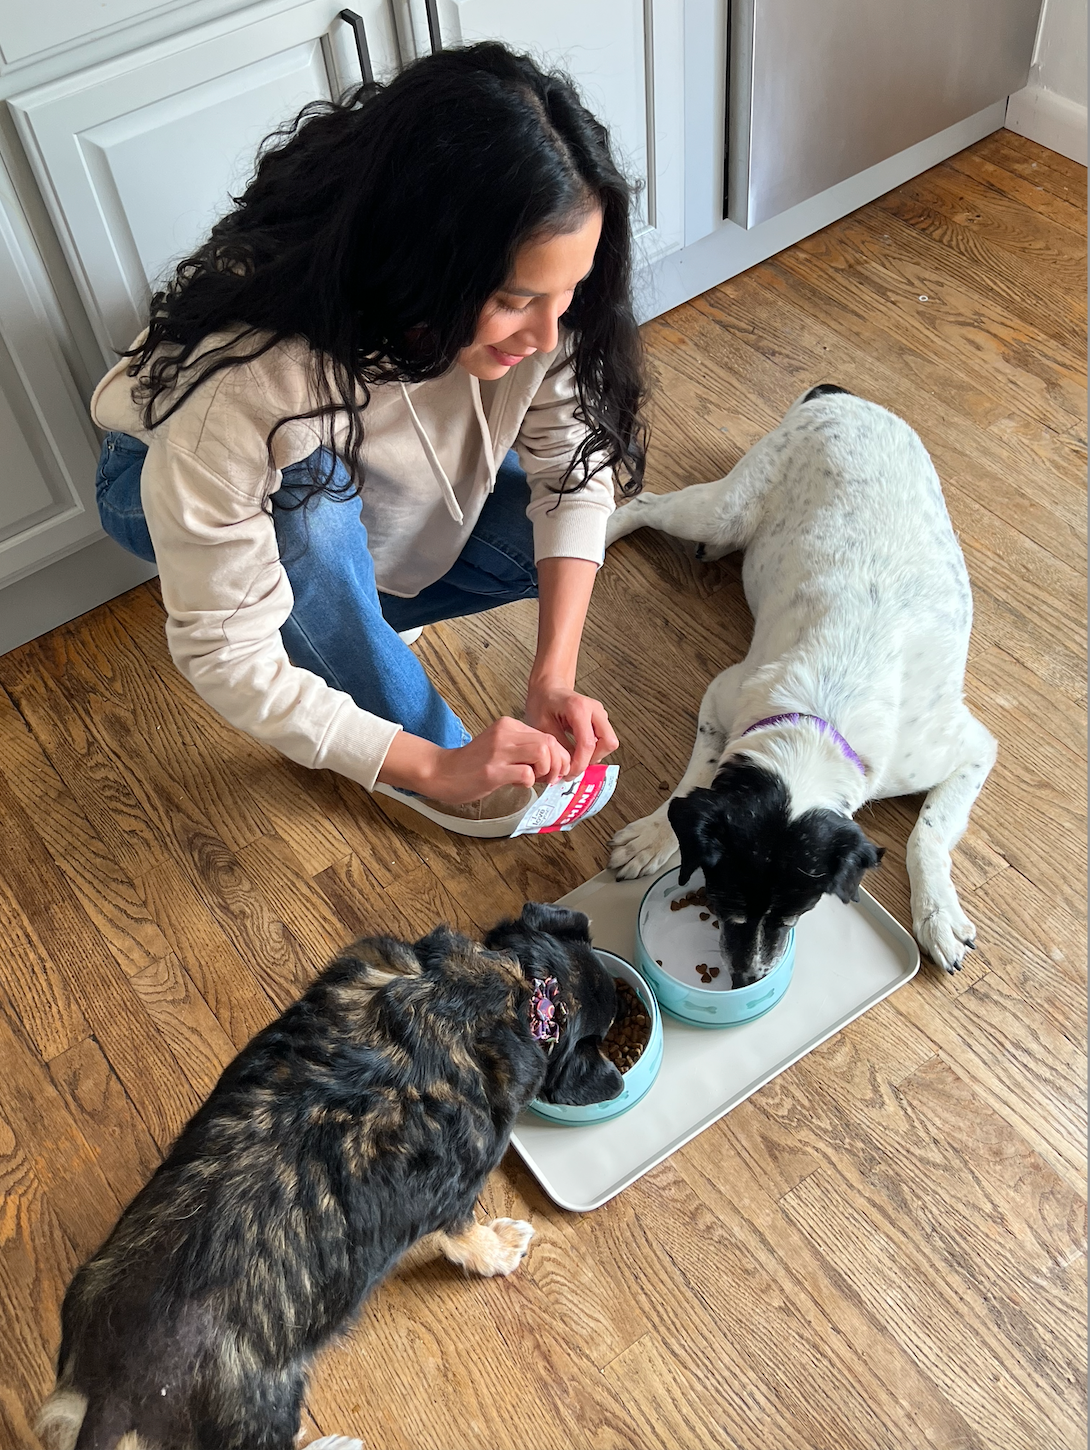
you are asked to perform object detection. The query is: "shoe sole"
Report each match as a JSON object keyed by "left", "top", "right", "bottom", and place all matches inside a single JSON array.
[{"left": 373, "top": 782, "right": 534, "bottom": 838}]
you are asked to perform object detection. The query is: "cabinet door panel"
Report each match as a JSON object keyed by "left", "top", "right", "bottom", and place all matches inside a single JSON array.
[
  {"left": 0, "top": 163, "right": 102, "bottom": 587},
  {"left": 10, "top": 0, "right": 395, "bottom": 355}
]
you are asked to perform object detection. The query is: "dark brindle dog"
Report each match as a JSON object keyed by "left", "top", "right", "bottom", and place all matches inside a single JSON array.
[{"left": 39, "top": 904, "right": 621, "bottom": 1450}]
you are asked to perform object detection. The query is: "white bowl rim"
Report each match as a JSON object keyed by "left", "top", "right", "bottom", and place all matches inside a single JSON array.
[{"left": 636, "top": 867, "right": 796, "bottom": 996}]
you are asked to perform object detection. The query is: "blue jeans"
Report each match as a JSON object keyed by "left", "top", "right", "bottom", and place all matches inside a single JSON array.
[{"left": 95, "top": 432, "right": 538, "bottom": 749}]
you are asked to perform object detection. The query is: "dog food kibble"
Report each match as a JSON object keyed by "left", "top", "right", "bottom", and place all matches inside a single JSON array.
[
  {"left": 669, "top": 886, "right": 708, "bottom": 912},
  {"left": 699, "top": 912, "right": 710, "bottom": 921},
  {"left": 600, "top": 979, "right": 651, "bottom": 1076},
  {"left": 694, "top": 963, "right": 722, "bottom": 985}
]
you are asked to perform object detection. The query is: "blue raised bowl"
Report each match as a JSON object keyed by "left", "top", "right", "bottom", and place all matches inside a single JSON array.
[
  {"left": 526, "top": 949, "right": 664, "bottom": 1125},
  {"left": 636, "top": 867, "right": 795, "bottom": 1027}
]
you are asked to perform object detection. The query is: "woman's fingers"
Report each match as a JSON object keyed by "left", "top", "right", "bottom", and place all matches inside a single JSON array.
[
  {"left": 565, "top": 700, "right": 599, "bottom": 778},
  {"left": 589, "top": 701, "right": 619, "bottom": 762}
]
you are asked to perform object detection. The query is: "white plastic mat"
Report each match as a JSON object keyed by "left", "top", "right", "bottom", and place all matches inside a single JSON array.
[{"left": 510, "top": 861, "right": 919, "bottom": 1211}]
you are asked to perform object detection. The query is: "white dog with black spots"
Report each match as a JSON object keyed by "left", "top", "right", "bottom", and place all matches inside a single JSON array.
[{"left": 606, "top": 385, "right": 996, "bottom": 979}]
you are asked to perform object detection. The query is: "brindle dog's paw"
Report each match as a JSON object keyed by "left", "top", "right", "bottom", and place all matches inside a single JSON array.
[{"left": 477, "top": 1218, "right": 535, "bottom": 1276}]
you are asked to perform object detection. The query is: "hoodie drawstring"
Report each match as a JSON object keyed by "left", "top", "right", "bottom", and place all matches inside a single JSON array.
[{"left": 400, "top": 374, "right": 497, "bottom": 525}]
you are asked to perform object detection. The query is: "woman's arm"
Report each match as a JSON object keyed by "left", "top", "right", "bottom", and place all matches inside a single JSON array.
[{"left": 524, "top": 556, "right": 619, "bottom": 777}]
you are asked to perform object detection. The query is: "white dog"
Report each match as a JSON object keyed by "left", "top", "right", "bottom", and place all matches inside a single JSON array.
[{"left": 606, "top": 385, "right": 996, "bottom": 977}]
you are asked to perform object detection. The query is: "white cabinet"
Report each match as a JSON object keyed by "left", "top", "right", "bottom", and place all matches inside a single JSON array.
[
  {"left": 0, "top": 153, "right": 103, "bottom": 589},
  {"left": 9, "top": 0, "right": 398, "bottom": 357}
]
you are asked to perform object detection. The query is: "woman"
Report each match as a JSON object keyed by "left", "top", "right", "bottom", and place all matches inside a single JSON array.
[{"left": 92, "top": 42, "right": 646, "bottom": 838}]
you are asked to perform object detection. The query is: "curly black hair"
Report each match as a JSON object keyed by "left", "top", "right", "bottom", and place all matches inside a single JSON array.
[{"left": 126, "top": 42, "right": 648, "bottom": 504}]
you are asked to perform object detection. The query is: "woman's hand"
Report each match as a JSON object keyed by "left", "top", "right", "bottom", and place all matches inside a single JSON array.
[
  {"left": 524, "top": 679, "right": 619, "bottom": 779},
  {"left": 377, "top": 717, "right": 571, "bottom": 804}
]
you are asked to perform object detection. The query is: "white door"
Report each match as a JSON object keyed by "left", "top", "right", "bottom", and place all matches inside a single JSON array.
[
  {"left": 402, "top": 0, "right": 686, "bottom": 269},
  {"left": 9, "top": 0, "right": 401, "bottom": 360},
  {"left": 0, "top": 155, "right": 103, "bottom": 590}
]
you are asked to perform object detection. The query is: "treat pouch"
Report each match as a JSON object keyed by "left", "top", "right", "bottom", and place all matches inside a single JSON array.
[{"left": 512, "top": 764, "right": 620, "bottom": 837}]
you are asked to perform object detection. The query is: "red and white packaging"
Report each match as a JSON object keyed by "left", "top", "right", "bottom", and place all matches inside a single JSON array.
[{"left": 512, "top": 764, "right": 620, "bottom": 837}]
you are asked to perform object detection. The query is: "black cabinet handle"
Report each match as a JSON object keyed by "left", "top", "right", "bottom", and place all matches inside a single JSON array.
[
  {"left": 338, "top": 8, "right": 374, "bottom": 84},
  {"left": 424, "top": 0, "right": 442, "bottom": 53}
]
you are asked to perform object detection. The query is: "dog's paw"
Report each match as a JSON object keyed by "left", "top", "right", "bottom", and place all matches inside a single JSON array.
[
  {"left": 610, "top": 813, "right": 677, "bottom": 880},
  {"left": 914, "top": 900, "right": 977, "bottom": 974},
  {"left": 474, "top": 1218, "right": 534, "bottom": 1277}
]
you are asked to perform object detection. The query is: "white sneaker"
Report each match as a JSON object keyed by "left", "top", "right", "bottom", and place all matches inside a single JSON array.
[
  {"left": 307, "top": 1438, "right": 364, "bottom": 1449},
  {"left": 373, "top": 782, "right": 536, "bottom": 838},
  {"left": 397, "top": 626, "right": 423, "bottom": 646}
]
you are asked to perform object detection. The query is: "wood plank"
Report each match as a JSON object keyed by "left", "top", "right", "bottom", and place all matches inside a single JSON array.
[
  {"left": 47, "top": 1037, "right": 160, "bottom": 1211},
  {"left": 891, "top": 972, "right": 1087, "bottom": 1195},
  {"left": 991, "top": 128, "right": 1089, "bottom": 201},
  {"left": 676, "top": 1131, "right": 991, "bottom": 1450},
  {"left": 139, "top": 856, "right": 280, "bottom": 1050},
  {"left": 775, "top": 220, "right": 1086, "bottom": 438},
  {"left": 946, "top": 144, "right": 1087, "bottom": 237},
  {"left": 885, "top": 156, "right": 1089, "bottom": 290},
  {"left": 236, "top": 834, "right": 356, "bottom": 964},
  {"left": 679, "top": 263, "right": 1087, "bottom": 565},
  {"left": 0, "top": 691, "right": 170, "bottom": 977},
  {"left": 128, "top": 953, "right": 239, "bottom": 1101},
  {"left": 619, "top": 1161, "right": 982, "bottom": 1450},
  {"left": 966, "top": 868, "right": 1086, "bottom": 1046},
  {"left": 0, "top": 875, "right": 88, "bottom": 1063},
  {"left": 0, "top": 1107, "right": 81, "bottom": 1422},
  {"left": 732, "top": 1049, "right": 1086, "bottom": 1447},
  {"left": 0, "top": 772, "right": 200, "bottom": 1151},
  {"left": 781, "top": 1163, "right": 1083, "bottom": 1450},
  {"left": 0, "top": 1010, "right": 121, "bottom": 1259}
]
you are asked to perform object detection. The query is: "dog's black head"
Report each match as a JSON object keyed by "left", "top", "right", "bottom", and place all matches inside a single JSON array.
[
  {"left": 668, "top": 758, "right": 884, "bottom": 987},
  {"left": 484, "top": 903, "right": 623, "bottom": 1107}
]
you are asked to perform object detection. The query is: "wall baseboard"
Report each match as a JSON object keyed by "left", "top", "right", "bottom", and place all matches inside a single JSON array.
[
  {"left": 1005, "top": 84, "right": 1088, "bottom": 165},
  {"left": 0, "top": 535, "right": 156, "bottom": 656},
  {"left": 639, "top": 99, "right": 1009, "bottom": 321}
]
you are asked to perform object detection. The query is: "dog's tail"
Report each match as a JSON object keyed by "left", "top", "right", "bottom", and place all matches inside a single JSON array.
[{"left": 36, "top": 1386, "right": 151, "bottom": 1450}]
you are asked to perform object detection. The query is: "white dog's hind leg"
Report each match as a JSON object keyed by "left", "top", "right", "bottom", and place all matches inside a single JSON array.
[
  {"left": 906, "top": 714, "right": 997, "bottom": 973},
  {"left": 606, "top": 481, "right": 731, "bottom": 549},
  {"left": 610, "top": 667, "right": 743, "bottom": 879}
]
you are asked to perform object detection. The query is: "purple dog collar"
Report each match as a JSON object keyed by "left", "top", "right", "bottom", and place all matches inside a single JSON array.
[
  {"left": 740, "top": 713, "right": 866, "bottom": 775},
  {"left": 528, "top": 976, "right": 566, "bottom": 1049}
]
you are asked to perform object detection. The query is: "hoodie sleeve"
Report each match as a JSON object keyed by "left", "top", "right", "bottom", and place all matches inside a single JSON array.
[
  {"left": 134, "top": 400, "right": 402, "bottom": 792},
  {"left": 515, "top": 353, "right": 616, "bottom": 566}
]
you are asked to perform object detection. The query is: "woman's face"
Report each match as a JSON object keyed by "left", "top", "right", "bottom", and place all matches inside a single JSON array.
[{"left": 458, "top": 207, "right": 603, "bottom": 381}]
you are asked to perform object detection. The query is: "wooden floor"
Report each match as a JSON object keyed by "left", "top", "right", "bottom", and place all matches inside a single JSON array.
[{"left": 0, "top": 128, "right": 1085, "bottom": 1449}]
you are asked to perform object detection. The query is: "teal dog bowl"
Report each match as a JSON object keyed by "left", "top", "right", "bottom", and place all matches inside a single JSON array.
[
  {"left": 527, "top": 950, "right": 663, "bottom": 1125},
  {"left": 636, "top": 868, "right": 795, "bottom": 1027}
]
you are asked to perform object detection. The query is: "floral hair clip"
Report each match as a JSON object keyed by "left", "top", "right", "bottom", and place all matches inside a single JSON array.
[{"left": 528, "top": 976, "right": 566, "bottom": 1048}]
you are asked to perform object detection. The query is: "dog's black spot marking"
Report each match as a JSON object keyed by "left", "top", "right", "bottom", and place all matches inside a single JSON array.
[{"left": 803, "top": 383, "right": 852, "bottom": 402}]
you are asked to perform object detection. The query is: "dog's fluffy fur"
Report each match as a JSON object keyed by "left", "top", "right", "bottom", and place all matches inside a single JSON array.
[
  {"left": 606, "top": 386, "right": 996, "bottom": 979},
  {"left": 39, "top": 905, "right": 621, "bottom": 1450}
]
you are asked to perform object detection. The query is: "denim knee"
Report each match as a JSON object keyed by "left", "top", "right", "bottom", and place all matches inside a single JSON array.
[{"left": 96, "top": 432, "right": 155, "bottom": 562}]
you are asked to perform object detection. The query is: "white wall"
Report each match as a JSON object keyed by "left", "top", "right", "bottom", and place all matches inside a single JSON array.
[{"left": 1006, "top": 0, "right": 1088, "bottom": 162}]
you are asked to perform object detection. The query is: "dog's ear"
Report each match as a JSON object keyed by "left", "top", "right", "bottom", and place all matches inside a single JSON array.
[
  {"left": 668, "top": 790, "right": 725, "bottom": 886},
  {"left": 517, "top": 903, "right": 592, "bottom": 942},
  {"left": 543, "top": 1039, "right": 624, "bottom": 1107},
  {"left": 825, "top": 823, "right": 885, "bottom": 903},
  {"left": 413, "top": 924, "right": 458, "bottom": 965}
]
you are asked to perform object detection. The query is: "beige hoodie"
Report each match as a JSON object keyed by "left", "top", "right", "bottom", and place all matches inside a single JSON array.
[{"left": 91, "top": 333, "right": 615, "bottom": 792}]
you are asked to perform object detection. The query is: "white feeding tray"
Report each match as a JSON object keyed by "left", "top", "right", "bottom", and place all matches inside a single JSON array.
[{"left": 510, "top": 858, "right": 919, "bottom": 1211}]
